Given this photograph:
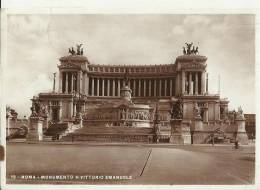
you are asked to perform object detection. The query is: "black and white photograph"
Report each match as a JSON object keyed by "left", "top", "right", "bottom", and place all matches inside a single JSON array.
[{"left": 0, "top": 8, "right": 258, "bottom": 190}]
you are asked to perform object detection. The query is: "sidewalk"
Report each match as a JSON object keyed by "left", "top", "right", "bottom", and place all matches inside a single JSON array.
[{"left": 6, "top": 139, "right": 255, "bottom": 147}]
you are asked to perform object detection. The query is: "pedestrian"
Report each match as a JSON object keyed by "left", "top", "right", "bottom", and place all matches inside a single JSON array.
[
  {"left": 211, "top": 134, "right": 215, "bottom": 146},
  {"left": 235, "top": 139, "right": 239, "bottom": 149}
]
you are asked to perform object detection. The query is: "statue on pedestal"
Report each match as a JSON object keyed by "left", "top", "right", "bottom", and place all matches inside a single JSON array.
[
  {"left": 194, "top": 103, "right": 201, "bottom": 119},
  {"left": 236, "top": 106, "right": 245, "bottom": 120},
  {"left": 124, "top": 69, "right": 129, "bottom": 86},
  {"left": 30, "top": 106, "right": 38, "bottom": 117},
  {"left": 170, "top": 98, "right": 183, "bottom": 119},
  {"left": 41, "top": 105, "right": 49, "bottom": 118}
]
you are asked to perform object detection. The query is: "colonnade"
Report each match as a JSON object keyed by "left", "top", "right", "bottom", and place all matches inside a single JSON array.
[
  {"left": 181, "top": 71, "right": 206, "bottom": 95},
  {"left": 88, "top": 77, "right": 175, "bottom": 97},
  {"left": 59, "top": 71, "right": 206, "bottom": 96},
  {"left": 59, "top": 72, "right": 79, "bottom": 93}
]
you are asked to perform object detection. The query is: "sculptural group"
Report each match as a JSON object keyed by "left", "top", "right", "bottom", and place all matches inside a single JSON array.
[
  {"left": 69, "top": 44, "right": 84, "bottom": 55},
  {"left": 183, "top": 42, "right": 199, "bottom": 55}
]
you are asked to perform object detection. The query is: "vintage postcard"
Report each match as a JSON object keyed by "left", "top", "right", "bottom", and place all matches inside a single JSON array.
[{"left": 0, "top": 3, "right": 258, "bottom": 190}]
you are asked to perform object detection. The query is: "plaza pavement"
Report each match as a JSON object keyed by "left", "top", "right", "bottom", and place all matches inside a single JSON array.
[{"left": 6, "top": 142, "right": 255, "bottom": 185}]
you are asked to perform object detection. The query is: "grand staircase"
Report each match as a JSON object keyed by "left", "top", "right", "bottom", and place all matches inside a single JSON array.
[
  {"left": 44, "top": 122, "right": 81, "bottom": 140},
  {"left": 60, "top": 125, "right": 155, "bottom": 143}
]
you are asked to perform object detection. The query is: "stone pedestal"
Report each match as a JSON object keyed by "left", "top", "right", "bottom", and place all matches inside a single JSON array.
[
  {"left": 43, "top": 117, "right": 49, "bottom": 131},
  {"left": 235, "top": 117, "right": 248, "bottom": 145},
  {"left": 27, "top": 116, "right": 44, "bottom": 141},
  {"left": 75, "top": 112, "right": 83, "bottom": 127},
  {"left": 169, "top": 119, "right": 191, "bottom": 144},
  {"left": 191, "top": 117, "right": 205, "bottom": 144}
]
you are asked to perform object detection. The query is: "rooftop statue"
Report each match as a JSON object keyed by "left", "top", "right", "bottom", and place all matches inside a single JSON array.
[
  {"left": 185, "top": 42, "right": 193, "bottom": 54},
  {"left": 183, "top": 42, "right": 199, "bottom": 55},
  {"left": 124, "top": 69, "right": 129, "bottom": 86},
  {"left": 69, "top": 44, "right": 84, "bottom": 55},
  {"left": 68, "top": 47, "right": 75, "bottom": 55},
  {"left": 183, "top": 47, "right": 186, "bottom": 55},
  {"left": 76, "top": 44, "right": 83, "bottom": 55}
]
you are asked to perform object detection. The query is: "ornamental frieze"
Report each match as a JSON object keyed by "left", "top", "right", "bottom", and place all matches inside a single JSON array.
[
  {"left": 181, "top": 62, "right": 206, "bottom": 70},
  {"left": 58, "top": 62, "right": 79, "bottom": 69},
  {"left": 88, "top": 65, "right": 175, "bottom": 74}
]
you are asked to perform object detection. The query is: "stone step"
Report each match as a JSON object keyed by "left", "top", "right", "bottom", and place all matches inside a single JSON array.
[
  {"left": 73, "top": 126, "right": 154, "bottom": 135},
  {"left": 61, "top": 133, "right": 154, "bottom": 143}
]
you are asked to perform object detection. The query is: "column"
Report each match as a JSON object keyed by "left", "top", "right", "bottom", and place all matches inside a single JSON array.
[
  {"left": 82, "top": 73, "right": 85, "bottom": 94},
  {"left": 190, "top": 81, "right": 194, "bottom": 95},
  {"left": 117, "top": 79, "right": 120, "bottom": 97},
  {"left": 113, "top": 79, "right": 115, "bottom": 96},
  {"left": 73, "top": 103, "right": 76, "bottom": 117},
  {"left": 201, "top": 71, "right": 206, "bottom": 94},
  {"left": 195, "top": 72, "right": 198, "bottom": 95},
  {"left": 154, "top": 79, "right": 157, "bottom": 97},
  {"left": 159, "top": 79, "right": 162, "bottom": 97},
  {"left": 149, "top": 79, "right": 151, "bottom": 97},
  {"left": 71, "top": 74, "right": 74, "bottom": 93},
  {"left": 86, "top": 76, "right": 89, "bottom": 96},
  {"left": 189, "top": 72, "right": 192, "bottom": 95},
  {"left": 164, "top": 79, "right": 167, "bottom": 96},
  {"left": 182, "top": 71, "right": 185, "bottom": 94},
  {"left": 97, "top": 78, "right": 99, "bottom": 96},
  {"left": 79, "top": 71, "right": 82, "bottom": 94},
  {"left": 123, "top": 78, "right": 125, "bottom": 87},
  {"left": 59, "top": 71, "right": 62, "bottom": 93},
  {"left": 77, "top": 72, "right": 80, "bottom": 93},
  {"left": 107, "top": 78, "right": 110, "bottom": 96},
  {"left": 91, "top": 77, "right": 94, "bottom": 96},
  {"left": 133, "top": 79, "right": 136, "bottom": 97},
  {"left": 143, "top": 79, "right": 146, "bottom": 97},
  {"left": 138, "top": 79, "right": 141, "bottom": 97},
  {"left": 65, "top": 73, "right": 68, "bottom": 93},
  {"left": 102, "top": 78, "right": 105, "bottom": 96},
  {"left": 58, "top": 102, "right": 62, "bottom": 121},
  {"left": 204, "top": 109, "right": 209, "bottom": 122},
  {"left": 170, "top": 79, "right": 173, "bottom": 96}
]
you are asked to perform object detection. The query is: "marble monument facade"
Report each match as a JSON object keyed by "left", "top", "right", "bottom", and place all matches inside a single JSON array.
[{"left": 28, "top": 44, "right": 248, "bottom": 144}]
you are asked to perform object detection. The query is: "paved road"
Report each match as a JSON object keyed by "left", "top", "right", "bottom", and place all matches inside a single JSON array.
[{"left": 6, "top": 143, "right": 255, "bottom": 185}]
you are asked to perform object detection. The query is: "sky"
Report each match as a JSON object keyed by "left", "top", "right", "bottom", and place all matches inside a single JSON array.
[{"left": 4, "top": 14, "right": 255, "bottom": 117}]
